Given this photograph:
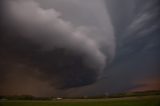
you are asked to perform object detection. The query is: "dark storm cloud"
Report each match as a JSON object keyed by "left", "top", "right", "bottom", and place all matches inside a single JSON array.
[
  {"left": 0, "top": 0, "right": 99, "bottom": 89},
  {"left": 1, "top": 0, "right": 159, "bottom": 97},
  {"left": 0, "top": 0, "right": 115, "bottom": 96}
]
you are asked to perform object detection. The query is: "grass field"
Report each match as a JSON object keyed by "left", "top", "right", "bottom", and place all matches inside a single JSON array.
[{"left": 0, "top": 96, "right": 160, "bottom": 106}]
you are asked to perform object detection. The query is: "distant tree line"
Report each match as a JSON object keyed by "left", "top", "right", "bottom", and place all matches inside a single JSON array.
[
  {"left": 106, "top": 90, "right": 160, "bottom": 98},
  {"left": 0, "top": 90, "right": 160, "bottom": 100},
  {"left": 0, "top": 95, "right": 51, "bottom": 100}
]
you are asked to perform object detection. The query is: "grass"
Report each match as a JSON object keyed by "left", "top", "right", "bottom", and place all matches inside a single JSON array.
[{"left": 0, "top": 96, "right": 160, "bottom": 106}]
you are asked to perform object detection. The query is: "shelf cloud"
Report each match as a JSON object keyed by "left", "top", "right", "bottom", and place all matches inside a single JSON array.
[{"left": 0, "top": 0, "right": 115, "bottom": 96}]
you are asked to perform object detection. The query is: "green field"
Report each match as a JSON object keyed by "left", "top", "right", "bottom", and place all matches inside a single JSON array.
[{"left": 0, "top": 96, "right": 160, "bottom": 106}]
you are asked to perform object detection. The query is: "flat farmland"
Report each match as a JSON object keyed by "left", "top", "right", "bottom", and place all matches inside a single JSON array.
[{"left": 0, "top": 96, "right": 160, "bottom": 106}]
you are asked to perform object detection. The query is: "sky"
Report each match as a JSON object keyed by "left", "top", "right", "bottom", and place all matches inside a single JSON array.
[{"left": 0, "top": 0, "right": 160, "bottom": 97}]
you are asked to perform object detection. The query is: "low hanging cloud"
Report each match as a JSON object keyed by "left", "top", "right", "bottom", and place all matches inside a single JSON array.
[
  {"left": 7, "top": 1, "right": 105, "bottom": 68},
  {"left": 0, "top": 0, "right": 115, "bottom": 95}
]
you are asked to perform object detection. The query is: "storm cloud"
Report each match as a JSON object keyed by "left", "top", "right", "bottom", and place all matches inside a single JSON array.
[
  {"left": 0, "top": 0, "right": 159, "bottom": 97},
  {"left": 0, "top": 0, "right": 115, "bottom": 96}
]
